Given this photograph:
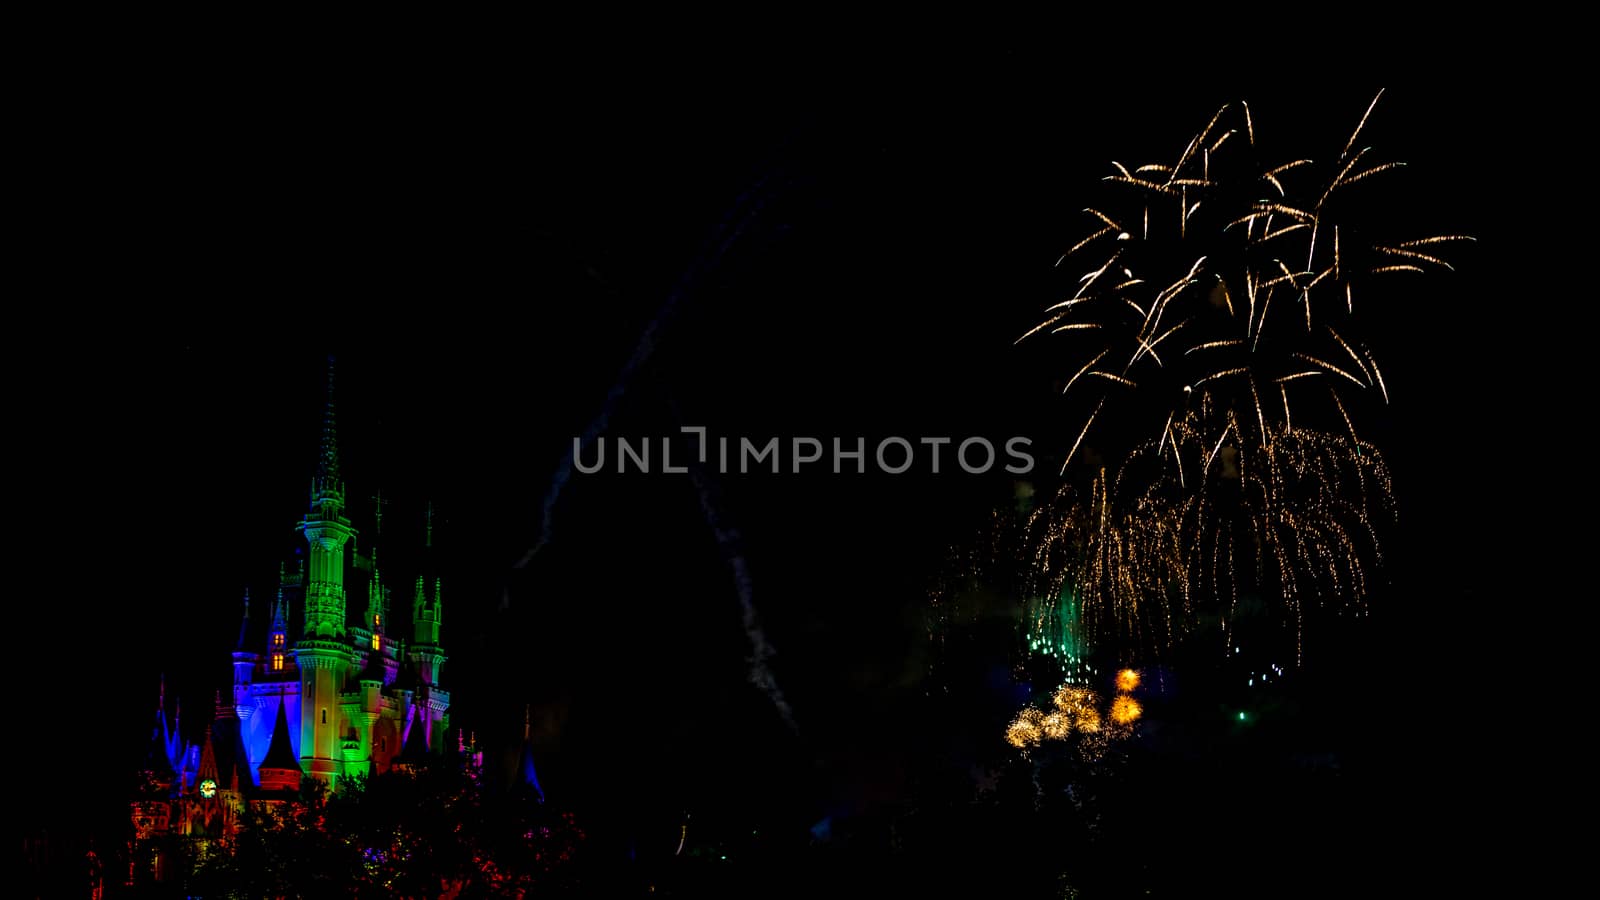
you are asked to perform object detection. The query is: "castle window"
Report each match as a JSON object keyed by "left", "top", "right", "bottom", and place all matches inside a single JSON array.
[
  {"left": 272, "top": 652, "right": 284, "bottom": 671},
  {"left": 371, "top": 633, "right": 381, "bottom": 650},
  {"left": 322, "top": 708, "right": 327, "bottom": 724},
  {"left": 374, "top": 613, "right": 381, "bottom": 627},
  {"left": 273, "top": 633, "right": 285, "bottom": 647}
]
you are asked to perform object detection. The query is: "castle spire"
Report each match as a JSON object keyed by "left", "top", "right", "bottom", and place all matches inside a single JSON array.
[
  {"left": 272, "top": 564, "right": 288, "bottom": 632},
  {"left": 318, "top": 355, "right": 340, "bottom": 483},
  {"left": 144, "top": 678, "right": 177, "bottom": 777},
  {"left": 366, "top": 547, "right": 386, "bottom": 650},
  {"left": 235, "top": 588, "right": 251, "bottom": 652},
  {"left": 196, "top": 725, "right": 219, "bottom": 793},
  {"left": 298, "top": 357, "right": 357, "bottom": 782},
  {"left": 372, "top": 488, "right": 387, "bottom": 538},
  {"left": 516, "top": 705, "right": 545, "bottom": 803}
]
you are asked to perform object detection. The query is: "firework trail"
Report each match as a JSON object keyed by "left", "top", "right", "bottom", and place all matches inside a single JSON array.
[
  {"left": 514, "top": 174, "right": 783, "bottom": 571},
  {"left": 503, "top": 162, "right": 798, "bottom": 730},
  {"left": 686, "top": 456, "right": 798, "bottom": 733}
]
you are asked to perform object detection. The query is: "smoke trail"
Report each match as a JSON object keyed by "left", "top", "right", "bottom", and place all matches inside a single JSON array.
[
  {"left": 514, "top": 174, "right": 782, "bottom": 571},
  {"left": 684, "top": 451, "right": 798, "bottom": 733}
]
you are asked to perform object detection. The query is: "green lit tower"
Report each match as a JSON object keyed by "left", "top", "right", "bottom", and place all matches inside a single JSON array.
[
  {"left": 127, "top": 359, "right": 473, "bottom": 889},
  {"left": 296, "top": 359, "right": 359, "bottom": 785},
  {"left": 409, "top": 501, "right": 449, "bottom": 755}
]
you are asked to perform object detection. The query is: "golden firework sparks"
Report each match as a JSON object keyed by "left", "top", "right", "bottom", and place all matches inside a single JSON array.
[{"left": 1110, "top": 695, "right": 1143, "bottom": 725}]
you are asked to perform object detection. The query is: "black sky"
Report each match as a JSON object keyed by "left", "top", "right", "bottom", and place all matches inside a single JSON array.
[{"left": 21, "top": 69, "right": 1568, "bottom": 890}]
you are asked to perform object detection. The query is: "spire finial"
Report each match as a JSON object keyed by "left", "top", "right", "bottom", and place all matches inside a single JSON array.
[
  {"left": 236, "top": 588, "right": 252, "bottom": 651},
  {"left": 425, "top": 500, "right": 434, "bottom": 549},
  {"left": 524, "top": 704, "right": 531, "bottom": 741},
  {"left": 372, "top": 488, "right": 386, "bottom": 536},
  {"left": 318, "top": 355, "right": 340, "bottom": 482}
]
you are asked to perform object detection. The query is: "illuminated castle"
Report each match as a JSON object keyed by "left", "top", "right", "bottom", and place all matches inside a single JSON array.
[{"left": 130, "top": 362, "right": 466, "bottom": 873}]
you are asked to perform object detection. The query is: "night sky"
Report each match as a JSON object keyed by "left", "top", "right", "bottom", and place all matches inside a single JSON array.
[{"left": 24, "top": 72, "right": 1565, "bottom": 894}]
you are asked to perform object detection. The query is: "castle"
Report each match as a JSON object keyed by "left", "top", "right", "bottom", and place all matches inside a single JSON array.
[{"left": 129, "top": 363, "right": 472, "bottom": 881}]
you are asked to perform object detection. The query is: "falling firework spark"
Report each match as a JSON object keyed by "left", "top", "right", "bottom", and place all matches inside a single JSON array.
[
  {"left": 1022, "top": 93, "right": 1468, "bottom": 464},
  {"left": 1022, "top": 419, "right": 1393, "bottom": 663},
  {"left": 1009, "top": 93, "right": 1459, "bottom": 664}
]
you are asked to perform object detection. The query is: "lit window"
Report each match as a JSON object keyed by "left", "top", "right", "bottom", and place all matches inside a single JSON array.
[
  {"left": 371, "top": 633, "right": 380, "bottom": 650},
  {"left": 273, "top": 633, "right": 284, "bottom": 647},
  {"left": 374, "top": 613, "right": 381, "bottom": 627},
  {"left": 272, "top": 652, "right": 284, "bottom": 671}
]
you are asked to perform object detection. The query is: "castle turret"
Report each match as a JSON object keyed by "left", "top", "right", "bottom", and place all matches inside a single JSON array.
[
  {"left": 411, "top": 505, "right": 444, "bottom": 686},
  {"left": 231, "top": 590, "right": 255, "bottom": 721},
  {"left": 267, "top": 566, "right": 291, "bottom": 676},
  {"left": 299, "top": 357, "right": 355, "bottom": 641},
  {"left": 296, "top": 358, "right": 358, "bottom": 785},
  {"left": 410, "top": 512, "right": 449, "bottom": 757},
  {"left": 412, "top": 575, "right": 443, "bottom": 657},
  {"left": 365, "top": 548, "right": 387, "bottom": 653}
]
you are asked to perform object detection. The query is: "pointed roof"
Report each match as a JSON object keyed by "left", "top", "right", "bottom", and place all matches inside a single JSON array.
[
  {"left": 196, "top": 726, "right": 219, "bottom": 788},
  {"left": 271, "top": 565, "right": 289, "bottom": 635},
  {"left": 515, "top": 706, "right": 545, "bottom": 802},
  {"left": 397, "top": 705, "right": 430, "bottom": 764},
  {"left": 211, "top": 714, "right": 253, "bottom": 792},
  {"left": 143, "top": 692, "right": 176, "bottom": 777},
  {"left": 367, "top": 547, "right": 386, "bottom": 614},
  {"left": 516, "top": 740, "right": 545, "bottom": 803},
  {"left": 260, "top": 701, "right": 301, "bottom": 774},
  {"left": 318, "top": 355, "right": 340, "bottom": 482}
]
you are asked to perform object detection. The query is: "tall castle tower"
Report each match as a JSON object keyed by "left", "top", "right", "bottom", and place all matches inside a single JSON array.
[
  {"left": 125, "top": 360, "right": 470, "bottom": 890},
  {"left": 221, "top": 359, "right": 452, "bottom": 789},
  {"left": 296, "top": 359, "right": 358, "bottom": 783}
]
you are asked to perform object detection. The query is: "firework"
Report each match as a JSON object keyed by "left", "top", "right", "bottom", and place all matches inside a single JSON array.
[
  {"left": 1021, "top": 92, "right": 1467, "bottom": 462},
  {"left": 1005, "top": 707, "right": 1047, "bottom": 749},
  {"left": 1041, "top": 712, "right": 1073, "bottom": 740},
  {"left": 1011, "top": 93, "right": 1456, "bottom": 663},
  {"left": 1004, "top": 674, "right": 1142, "bottom": 756},
  {"left": 1023, "top": 420, "right": 1393, "bottom": 662},
  {"left": 1110, "top": 695, "right": 1142, "bottom": 726}
]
